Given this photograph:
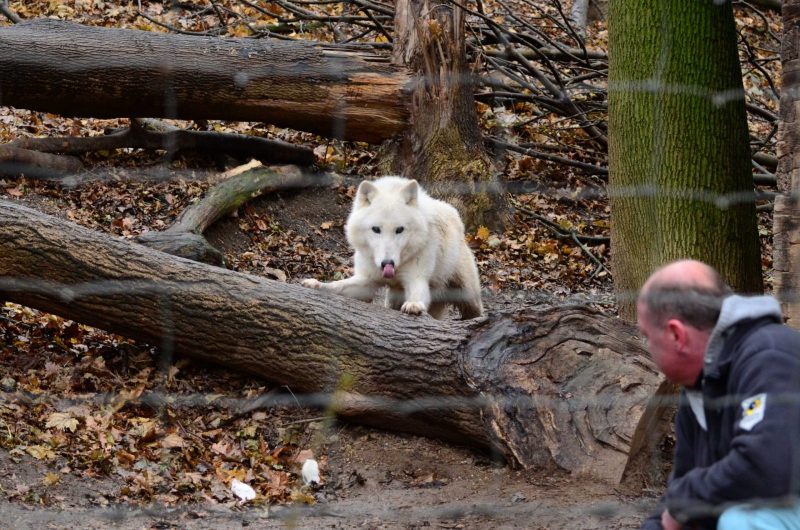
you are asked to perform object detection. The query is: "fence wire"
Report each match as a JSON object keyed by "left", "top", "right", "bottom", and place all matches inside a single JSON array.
[{"left": 0, "top": 0, "right": 796, "bottom": 529}]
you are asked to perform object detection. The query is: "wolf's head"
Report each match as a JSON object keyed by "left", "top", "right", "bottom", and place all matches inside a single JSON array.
[{"left": 346, "top": 177, "right": 429, "bottom": 278}]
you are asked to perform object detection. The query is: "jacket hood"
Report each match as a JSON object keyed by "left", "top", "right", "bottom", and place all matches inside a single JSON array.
[{"left": 704, "top": 295, "right": 783, "bottom": 373}]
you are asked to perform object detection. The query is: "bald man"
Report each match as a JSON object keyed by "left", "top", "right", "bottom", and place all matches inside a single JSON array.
[{"left": 637, "top": 260, "right": 800, "bottom": 530}]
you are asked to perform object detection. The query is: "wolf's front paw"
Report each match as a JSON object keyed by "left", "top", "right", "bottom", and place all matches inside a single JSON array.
[
  {"left": 302, "top": 279, "right": 322, "bottom": 289},
  {"left": 400, "top": 301, "right": 427, "bottom": 315}
]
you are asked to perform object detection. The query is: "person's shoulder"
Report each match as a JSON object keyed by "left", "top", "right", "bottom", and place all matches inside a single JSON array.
[
  {"left": 738, "top": 321, "right": 799, "bottom": 364},
  {"left": 748, "top": 320, "right": 798, "bottom": 344}
]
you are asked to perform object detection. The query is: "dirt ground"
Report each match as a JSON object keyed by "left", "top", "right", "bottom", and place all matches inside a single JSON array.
[
  {"left": 1, "top": 172, "right": 656, "bottom": 530},
  {"left": 0, "top": 426, "right": 655, "bottom": 530}
]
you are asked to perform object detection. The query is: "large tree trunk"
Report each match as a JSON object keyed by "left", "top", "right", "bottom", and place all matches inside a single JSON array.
[
  {"left": 0, "top": 19, "right": 412, "bottom": 144},
  {"left": 386, "top": 0, "right": 505, "bottom": 231},
  {"left": 608, "top": 0, "right": 763, "bottom": 320},
  {"left": 775, "top": 0, "right": 800, "bottom": 328},
  {"left": 0, "top": 199, "right": 665, "bottom": 486}
]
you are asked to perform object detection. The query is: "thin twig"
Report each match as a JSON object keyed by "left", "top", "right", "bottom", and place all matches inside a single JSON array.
[
  {"left": 511, "top": 198, "right": 610, "bottom": 244},
  {"left": 280, "top": 416, "right": 328, "bottom": 427},
  {"left": 571, "top": 231, "right": 610, "bottom": 279},
  {"left": 0, "top": 0, "right": 21, "bottom": 23},
  {"left": 490, "top": 138, "right": 608, "bottom": 176}
]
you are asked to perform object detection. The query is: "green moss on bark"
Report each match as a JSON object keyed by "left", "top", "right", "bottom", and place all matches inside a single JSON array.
[{"left": 608, "top": 0, "right": 762, "bottom": 319}]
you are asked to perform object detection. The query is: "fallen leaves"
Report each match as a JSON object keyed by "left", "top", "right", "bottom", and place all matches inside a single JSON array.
[
  {"left": 1, "top": 301, "right": 325, "bottom": 508},
  {"left": 160, "top": 433, "right": 185, "bottom": 449},
  {"left": 24, "top": 445, "right": 56, "bottom": 461}
]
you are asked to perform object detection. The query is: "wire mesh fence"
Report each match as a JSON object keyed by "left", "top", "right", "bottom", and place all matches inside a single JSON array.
[{"left": 0, "top": 0, "right": 798, "bottom": 529}]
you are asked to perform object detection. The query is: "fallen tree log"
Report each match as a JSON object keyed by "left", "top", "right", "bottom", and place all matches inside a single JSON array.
[
  {"left": 0, "top": 19, "right": 412, "bottom": 143},
  {"left": 0, "top": 199, "right": 665, "bottom": 485},
  {"left": 10, "top": 118, "right": 315, "bottom": 167},
  {"left": 2, "top": 118, "right": 316, "bottom": 181},
  {"left": 0, "top": 145, "right": 83, "bottom": 180}
]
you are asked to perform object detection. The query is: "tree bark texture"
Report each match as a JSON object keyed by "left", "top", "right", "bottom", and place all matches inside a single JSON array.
[
  {"left": 775, "top": 0, "right": 800, "bottom": 328},
  {"left": 608, "top": 0, "right": 763, "bottom": 320},
  {"left": 0, "top": 199, "right": 665, "bottom": 485},
  {"left": 0, "top": 19, "right": 412, "bottom": 144},
  {"left": 388, "top": 0, "right": 505, "bottom": 231}
]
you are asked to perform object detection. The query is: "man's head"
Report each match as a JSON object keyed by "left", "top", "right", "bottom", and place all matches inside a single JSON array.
[{"left": 637, "top": 260, "right": 732, "bottom": 386}]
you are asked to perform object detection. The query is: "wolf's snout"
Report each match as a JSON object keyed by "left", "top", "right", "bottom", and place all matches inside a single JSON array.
[{"left": 381, "top": 259, "right": 396, "bottom": 278}]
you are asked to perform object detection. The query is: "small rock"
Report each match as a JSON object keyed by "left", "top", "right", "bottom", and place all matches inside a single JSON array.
[
  {"left": 511, "top": 492, "right": 527, "bottom": 503},
  {"left": 302, "top": 458, "right": 321, "bottom": 486}
]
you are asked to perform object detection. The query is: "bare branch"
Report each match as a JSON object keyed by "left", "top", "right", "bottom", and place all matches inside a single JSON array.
[{"left": 0, "top": 0, "right": 21, "bottom": 23}]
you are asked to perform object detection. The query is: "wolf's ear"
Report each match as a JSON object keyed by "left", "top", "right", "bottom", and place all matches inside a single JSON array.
[
  {"left": 356, "top": 181, "right": 377, "bottom": 207},
  {"left": 402, "top": 179, "right": 419, "bottom": 206}
]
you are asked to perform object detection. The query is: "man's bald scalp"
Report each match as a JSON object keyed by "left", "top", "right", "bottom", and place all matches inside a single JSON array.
[{"left": 639, "top": 259, "right": 731, "bottom": 330}]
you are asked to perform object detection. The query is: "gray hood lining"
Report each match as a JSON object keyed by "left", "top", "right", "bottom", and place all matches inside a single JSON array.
[{"left": 704, "top": 295, "right": 783, "bottom": 372}]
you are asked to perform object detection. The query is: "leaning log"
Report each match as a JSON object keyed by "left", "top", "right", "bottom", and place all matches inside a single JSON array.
[
  {"left": 0, "top": 19, "right": 412, "bottom": 143},
  {"left": 0, "top": 199, "right": 665, "bottom": 485},
  {"left": 137, "top": 165, "right": 330, "bottom": 265}
]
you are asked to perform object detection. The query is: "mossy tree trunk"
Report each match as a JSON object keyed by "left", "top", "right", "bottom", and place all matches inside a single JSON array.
[
  {"left": 608, "top": 0, "right": 762, "bottom": 319},
  {"left": 385, "top": 0, "right": 505, "bottom": 231}
]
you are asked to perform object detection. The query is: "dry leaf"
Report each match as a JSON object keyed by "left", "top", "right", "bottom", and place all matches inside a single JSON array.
[
  {"left": 42, "top": 472, "right": 61, "bottom": 486},
  {"left": 46, "top": 412, "right": 79, "bottom": 433},
  {"left": 25, "top": 445, "right": 56, "bottom": 460},
  {"left": 161, "top": 433, "right": 186, "bottom": 449},
  {"left": 294, "top": 449, "right": 315, "bottom": 464},
  {"left": 5, "top": 186, "right": 23, "bottom": 198}
]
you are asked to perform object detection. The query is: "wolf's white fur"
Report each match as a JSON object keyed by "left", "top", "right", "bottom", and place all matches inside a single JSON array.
[{"left": 302, "top": 176, "right": 483, "bottom": 319}]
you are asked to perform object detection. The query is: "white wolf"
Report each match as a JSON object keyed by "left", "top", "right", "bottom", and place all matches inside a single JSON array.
[{"left": 302, "top": 176, "right": 483, "bottom": 319}]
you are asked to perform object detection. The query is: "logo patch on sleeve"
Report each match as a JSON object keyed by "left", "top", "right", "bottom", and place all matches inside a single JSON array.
[{"left": 739, "top": 393, "right": 767, "bottom": 431}]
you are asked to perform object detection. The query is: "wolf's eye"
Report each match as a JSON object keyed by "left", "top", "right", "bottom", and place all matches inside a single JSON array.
[
  {"left": 372, "top": 226, "right": 381, "bottom": 234},
  {"left": 395, "top": 227, "right": 404, "bottom": 234}
]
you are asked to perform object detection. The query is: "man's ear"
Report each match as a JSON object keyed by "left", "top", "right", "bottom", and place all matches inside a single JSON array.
[
  {"left": 402, "top": 179, "right": 419, "bottom": 206},
  {"left": 666, "top": 319, "right": 687, "bottom": 350},
  {"left": 356, "top": 181, "right": 377, "bottom": 207}
]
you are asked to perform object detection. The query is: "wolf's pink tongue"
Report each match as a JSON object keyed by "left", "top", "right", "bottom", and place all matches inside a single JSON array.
[{"left": 382, "top": 264, "right": 395, "bottom": 278}]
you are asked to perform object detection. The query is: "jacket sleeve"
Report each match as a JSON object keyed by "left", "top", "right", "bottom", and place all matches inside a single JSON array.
[{"left": 665, "top": 346, "right": 800, "bottom": 524}]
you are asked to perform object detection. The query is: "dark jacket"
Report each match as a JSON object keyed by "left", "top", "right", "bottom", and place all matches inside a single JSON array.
[{"left": 642, "top": 295, "right": 800, "bottom": 530}]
